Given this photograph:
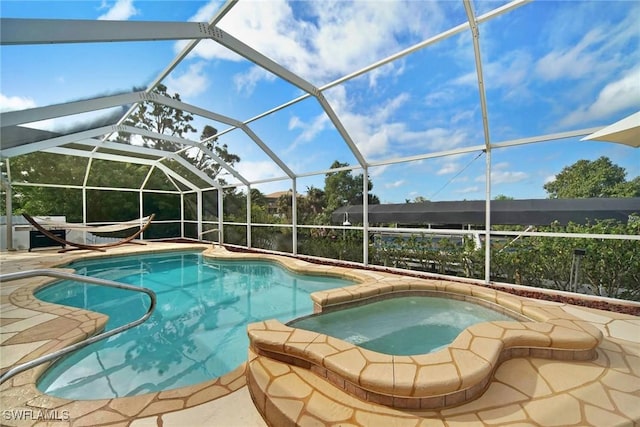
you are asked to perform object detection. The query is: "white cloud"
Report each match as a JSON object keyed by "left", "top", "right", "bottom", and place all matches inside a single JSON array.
[
  {"left": 471, "top": 162, "right": 528, "bottom": 185},
  {"left": 474, "top": 162, "right": 528, "bottom": 185},
  {"left": 182, "top": 0, "right": 444, "bottom": 87},
  {"left": 188, "top": 0, "right": 221, "bottom": 22},
  {"left": 490, "top": 170, "right": 528, "bottom": 185},
  {"left": 369, "top": 164, "right": 390, "bottom": 178},
  {"left": 559, "top": 66, "right": 640, "bottom": 127},
  {"left": 437, "top": 162, "right": 460, "bottom": 175},
  {"left": 235, "top": 160, "right": 287, "bottom": 182},
  {"left": 385, "top": 180, "right": 405, "bottom": 189},
  {"left": 544, "top": 175, "right": 556, "bottom": 184},
  {"left": 287, "top": 113, "right": 329, "bottom": 150},
  {"left": 454, "top": 186, "right": 480, "bottom": 194},
  {"left": 424, "top": 89, "right": 456, "bottom": 107},
  {"left": 450, "top": 109, "right": 475, "bottom": 125},
  {"left": 455, "top": 50, "right": 533, "bottom": 94},
  {"left": 535, "top": 29, "right": 604, "bottom": 82},
  {"left": 0, "top": 93, "right": 36, "bottom": 112},
  {"left": 165, "top": 62, "right": 210, "bottom": 98},
  {"left": 234, "top": 66, "right": 277, "bottom": 95},
  {"left": 322, "top": 87, "right": 470, "bottom": 159},
  {"left": 367, "top": 61, "right": 406, "bottom": 89},
  {"left": 98, "top": 0, "right": 138, "bottom": 20}
]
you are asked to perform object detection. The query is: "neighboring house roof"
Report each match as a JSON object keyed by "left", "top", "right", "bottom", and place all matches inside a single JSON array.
[
  {"left": 332, "top": 198, "right": 640, "bottom": 226},
  {"left": 265, "top": 191, "right": 294, "bottom": 200}
]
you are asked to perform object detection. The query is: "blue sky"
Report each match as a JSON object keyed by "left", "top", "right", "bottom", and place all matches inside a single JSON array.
[{"left": 1, "top": 0, "right": 639, "bottom": 203}]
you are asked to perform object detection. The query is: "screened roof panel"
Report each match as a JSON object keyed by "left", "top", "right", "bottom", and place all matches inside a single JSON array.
[
  {"left": 491, "top": 137, "right": 640, "bottom": 200},
  {"left": 215, "top": 1, "right": 471, "bottom": 87},
  {"left": 0, "top": 0, "right": 637, "bottom": 202},
  {"left": 1, "top": 41, "right": 177, "bottom": 108},
  {"left": 144, "top": 164, "right": 182, "bottom": 192},
  {"left": 86, "top": 159, "right": 151, "bottom": 189},
  {"left": 7, "top": 152, "right": 89, "bottom": 186},
  {"left": 480, "top": 1, "right": 640, "bottom": 143},
  {"left": 326, "top": 31, "right": 483, "bottom": 166},
  {"left": 208, "top": 126, "right": 291, "bottom": 185},
  {"left": 246, "top": 95, "right": 361, "bottom": 175},
  {"left": 368, "top": 152, "right": 487, "bottom": 204},
  {"left": 165, "top": 48, "right": 311, "bottom": 121},
  {"left": 159, "top": 158, "right": 212, "bottom": 191}
]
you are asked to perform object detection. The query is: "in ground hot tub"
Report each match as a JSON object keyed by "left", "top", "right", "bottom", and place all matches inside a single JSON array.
[
  {"left": 288, "top": 295, "right": 517, "bottom": 355},
  {"left": 248, "top": 285, "right": 602, "bottom": 411}
]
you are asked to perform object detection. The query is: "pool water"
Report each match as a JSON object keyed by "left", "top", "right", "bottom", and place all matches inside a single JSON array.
[
  {"left": 35, "top": 251, "right": 354, "bottom": 399},
  {"left": 289, "top": 296, "right": 516, "bottom": 356}
]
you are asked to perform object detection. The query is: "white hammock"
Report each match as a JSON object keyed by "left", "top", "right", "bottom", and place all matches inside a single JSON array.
[{"left": 31, "top": 216, "right": 153, "bottom": 234}]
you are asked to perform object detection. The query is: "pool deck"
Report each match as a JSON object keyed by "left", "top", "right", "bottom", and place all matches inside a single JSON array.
[{"left": 0, "top": 242, "right": 639, "bottom": 426}]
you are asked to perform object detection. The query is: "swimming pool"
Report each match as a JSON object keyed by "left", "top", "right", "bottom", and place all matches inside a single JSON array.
[
  {"left": 289, "top": 295, "right": 516, "bottom": 355},
  {"left": 35, "top": 251, "right": 354, "bottom": 399}
]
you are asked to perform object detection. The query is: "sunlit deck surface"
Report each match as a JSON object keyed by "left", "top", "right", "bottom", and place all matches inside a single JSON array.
[{"left": 1, "top": 243, "right": 638, "bottom": 426}]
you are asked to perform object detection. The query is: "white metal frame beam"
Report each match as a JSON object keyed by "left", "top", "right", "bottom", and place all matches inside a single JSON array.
[
  {"left": 1, "top": 126, "right": 117, "bottom": 158},
  {"left": 0, "top": 91, "right": 144, "bottom": 128},
  {"left": 90, "top": 138, "right": 221, "bottom": 189},
  {"left": 464, "top": 0, "right": 492, "bottom": 284},
  {"left": 0, "top": 123, "right": 241, "bottom": 187},
  {"left": 0, "top": 18, "right": 219, "bottom": 45},
  {"left": 117, "top": 125, "right": 249, "bottom": 185},
  {"left": 0, "top": 90, "right": 288, "bottom": 181}
]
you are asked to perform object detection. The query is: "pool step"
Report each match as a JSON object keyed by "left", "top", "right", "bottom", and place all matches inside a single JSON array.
[
  {"left": 246, "top": 348, "right": 433, "bottom": 427},
  {"left": 246, "top": 317, "right": 600, "bottom": 412}
]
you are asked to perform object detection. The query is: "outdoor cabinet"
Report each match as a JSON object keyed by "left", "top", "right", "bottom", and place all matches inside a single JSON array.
[{"left": 29, "top": 229, "right": 66, "bottom": 251}]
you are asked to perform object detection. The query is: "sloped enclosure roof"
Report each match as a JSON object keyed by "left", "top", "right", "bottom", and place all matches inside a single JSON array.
[{"left": 0, "top": 0, "right": 638, "bottom": 200}]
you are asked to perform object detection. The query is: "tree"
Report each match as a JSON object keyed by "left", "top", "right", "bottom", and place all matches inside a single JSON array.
[
  {"left": 544, "top": 156, "right": 640, "bottom": 198},
  {"left": 121, "top": 84, "right": 197, "bottom": 151},
  {"left": 494, "top": 194, "right": 514, "bottom": 200},
  {"left": 323, "top": 161, "right": 379, "bottom": 219},
  {"left": 276, "top": 193, "right": 292, "bottom": 219},
  {"left": 193, "top": 125, "right": 241, "bottom": 180},
  {"left": 303, "top": 186, "right": 326, "bottom": 216}
]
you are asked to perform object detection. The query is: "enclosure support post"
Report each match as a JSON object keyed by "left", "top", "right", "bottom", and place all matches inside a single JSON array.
[
  {"left": 139, "top": 190, "right": 145, "bottom": 240},
  {"left": 1, "top": 172, "right": 14, "bottom": 251},
  {"left": 218, "top": 189, "right": 224, "bottom": 245},
  {"left": 484, "top": 150, "right": 492, "bottom": 284},
  {"left": 81, "top": 188, "right": 88, "bottom": 244},
  {"left": 362, "top": 166, "right": 369, "bottom": 266},
  {"left": 246, "top": 184, "right": 252, "bottom": 248},
  {"left": 197, "top": 190, "right": 203, "bottom": 241},
  {"left": 180, "top": 193, "right": 185, "bottom": 239},
  {"left": 82, "top": 157, "right": 93, "bottom": 245},
  {"left": 292, "top": 178, "right": 298, "bottom": 255}
]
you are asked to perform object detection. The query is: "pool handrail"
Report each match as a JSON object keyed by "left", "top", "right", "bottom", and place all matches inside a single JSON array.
[{"left": 0, "top": 269, "right": 157, "bottom": 385}]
